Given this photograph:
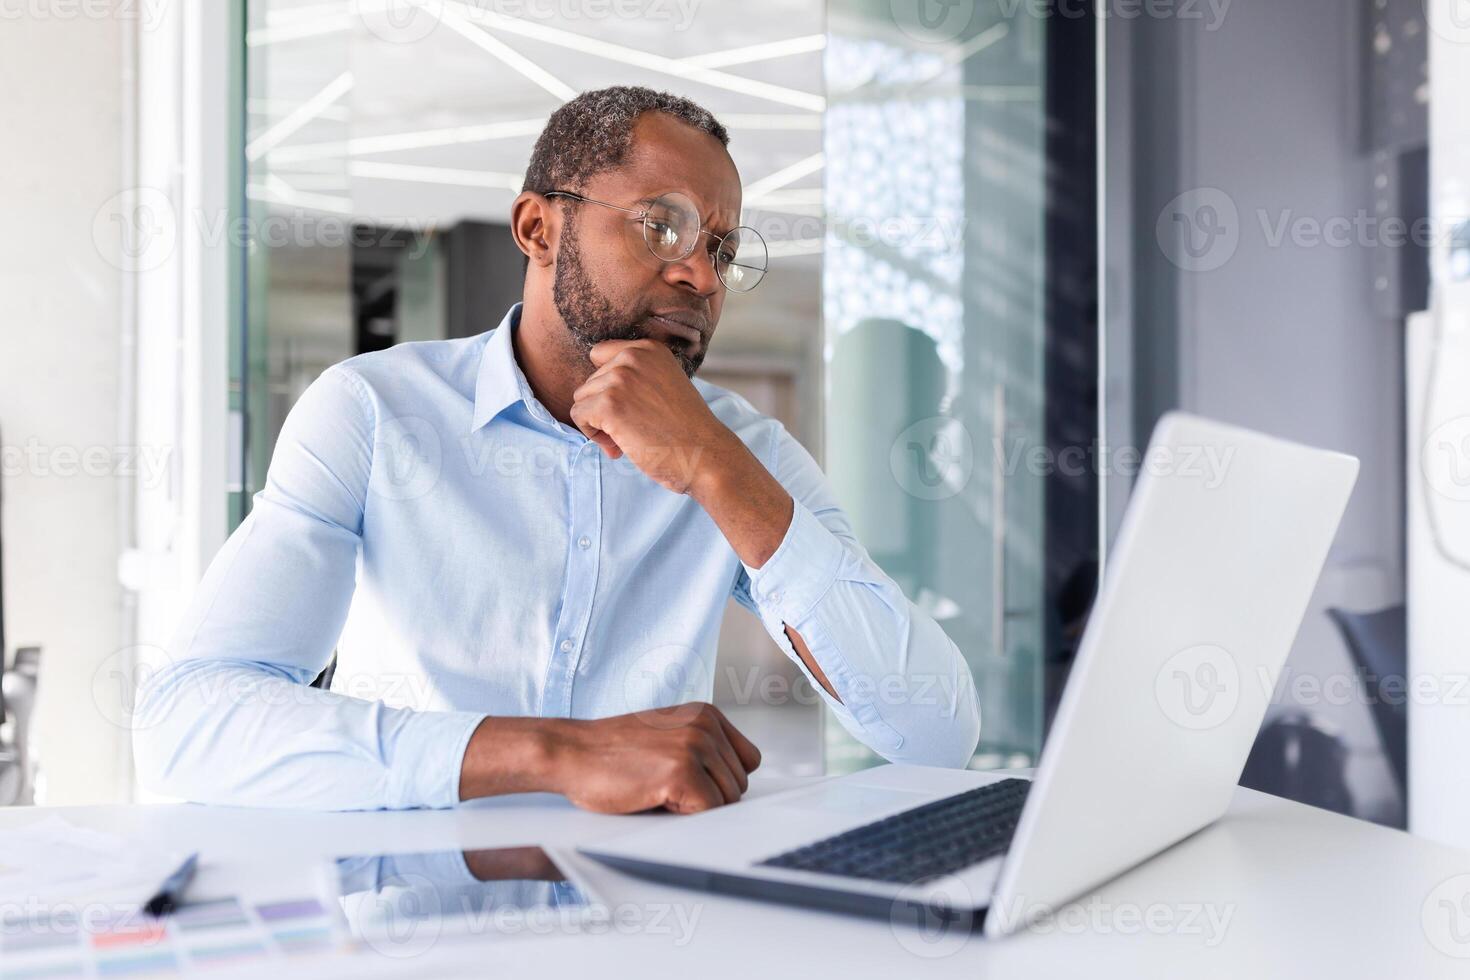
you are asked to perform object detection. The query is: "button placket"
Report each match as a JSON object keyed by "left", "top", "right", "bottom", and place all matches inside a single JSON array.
[{"left": 543, "top": 443, "right": 602, "bottom": 716}]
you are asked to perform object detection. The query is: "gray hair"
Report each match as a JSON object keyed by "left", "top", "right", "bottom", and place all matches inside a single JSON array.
[{"left": 522, "top": 86, "right": 730, "bottom": 196}]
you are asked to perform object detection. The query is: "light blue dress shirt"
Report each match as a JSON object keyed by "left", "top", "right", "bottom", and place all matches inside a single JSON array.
[{"left": 135, "top": 305, "right": 981, "bottom": 810}]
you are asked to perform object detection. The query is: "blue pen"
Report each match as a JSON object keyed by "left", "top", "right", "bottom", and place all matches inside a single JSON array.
[{"left": 143, "top": 853, "right": 198, "bottom": 918}]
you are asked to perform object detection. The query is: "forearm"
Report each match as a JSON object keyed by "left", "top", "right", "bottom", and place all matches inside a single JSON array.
[
  {"left": 457, "top": 716, "right": 564, "bottom": 800},
  {"left": 686, "top": 433, "right": 854, "bottom": 700},
  {"left": 688, "top": 428, "right": 794, "bottom": 570}
]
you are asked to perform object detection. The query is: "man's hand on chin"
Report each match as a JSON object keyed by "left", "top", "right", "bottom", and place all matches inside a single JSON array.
[{"left": 568, "top": 338, "right": 740, "bottom": 495}]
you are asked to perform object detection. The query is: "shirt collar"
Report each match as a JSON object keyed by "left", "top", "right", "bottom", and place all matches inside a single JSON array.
[{"left": 471, "top": 303, "right": 552, "bottom": 432}]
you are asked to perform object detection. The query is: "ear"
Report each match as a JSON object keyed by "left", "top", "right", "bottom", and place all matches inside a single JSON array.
[{"left": 511, "top": 191, "right": 558, "bottom": 268}]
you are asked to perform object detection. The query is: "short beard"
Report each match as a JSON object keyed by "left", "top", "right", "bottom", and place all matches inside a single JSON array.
[{"left": 551, "top": 214, "right": 702, "bottom": 378}]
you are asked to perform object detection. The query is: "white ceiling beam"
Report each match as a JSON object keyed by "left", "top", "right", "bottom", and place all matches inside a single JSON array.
[
  {"left": 677, "top": 34, "right": 826, "bottom": 70},
  {"left": 247, "top": 98, "right": 350, "bottom": 121},
  {"left": 444, "top": 1, "right": 825, "bottom": 112},
  {"left": 437, "top": 5, "right": 577, "bottom": 102},
  {"left": 245, "top": 71, "right": 355, "bottom": 162},
  {"left": 267, "top": 118, "right": 548, "bottom": 164},
  {"left": 247, "top": 174, "right": 355, "bottom": 215},
  {"left": 349, "top": 160, "right": 525, "bottom": 191},
  {"left": 744, "top": 188, "right": 824, "bottom": 212},
  {"left": 720, "top": 113, "right": 823, "bottom": 131},
  {"left": 270, "top": 110, "right": 822, "bottom": 167},
  {"left": 742, "top": 152, "right": 825, "bottom": 200}
]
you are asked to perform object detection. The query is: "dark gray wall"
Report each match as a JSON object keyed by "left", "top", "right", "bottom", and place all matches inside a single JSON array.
[
  {"left": 444, "top": 221, "right": 527, "bottom": 339},
  {"left": 1116, "top": 0, "right": 1408, "bottom": 823}
]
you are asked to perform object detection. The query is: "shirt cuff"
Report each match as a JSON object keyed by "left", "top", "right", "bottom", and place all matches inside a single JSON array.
[
  {"left": 391, "top": 709, "right": 486, "bottom": 809},
  {"left": 742, "top": 500, "right": 844, "bottom": 625}
]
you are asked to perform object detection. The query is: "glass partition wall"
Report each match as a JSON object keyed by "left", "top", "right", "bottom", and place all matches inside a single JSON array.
[
  {"left": 823, "top": 1, "right": 1097, "bottom": 771},
  {"left": 240, "top": 5, "right": 353, "bottom": 527},
  {"left": 237, "top": 0, "right": 1097, "bottom": 775}
]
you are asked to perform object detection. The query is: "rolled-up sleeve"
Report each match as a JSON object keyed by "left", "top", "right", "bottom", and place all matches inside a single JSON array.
[
  {"left": 733, "top": 423, "right": 982, "bottom": 769},
  {"left": 133, "top": 366, "right": 484, "bottom": 810}
]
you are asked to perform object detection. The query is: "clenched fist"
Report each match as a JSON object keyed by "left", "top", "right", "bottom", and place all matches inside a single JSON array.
[{"left": 458, "top": 703, "right": 762, "bottom": 814}]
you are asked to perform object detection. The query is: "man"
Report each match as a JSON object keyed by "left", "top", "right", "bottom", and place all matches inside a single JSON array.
[{"left": 135, "top": 86, "right": 980, "bottom": 813}]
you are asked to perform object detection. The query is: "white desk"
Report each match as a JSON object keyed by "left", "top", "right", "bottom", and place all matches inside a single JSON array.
[{"left": 4, "top": 775, "right": 1469, "bottom": 978}]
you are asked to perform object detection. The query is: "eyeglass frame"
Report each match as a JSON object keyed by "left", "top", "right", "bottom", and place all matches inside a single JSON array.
[{"left": 542, "top": 189, "right": 768, "bottom": 293}]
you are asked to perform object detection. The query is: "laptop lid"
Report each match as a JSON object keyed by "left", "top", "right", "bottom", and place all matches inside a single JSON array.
[{"left": 984, "top": 412, "right": 1358, "bottom": 936}]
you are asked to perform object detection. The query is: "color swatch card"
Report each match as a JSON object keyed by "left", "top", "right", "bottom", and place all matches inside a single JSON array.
[{"left": 1, "top": 893, "right": 347, "bottom": 979}]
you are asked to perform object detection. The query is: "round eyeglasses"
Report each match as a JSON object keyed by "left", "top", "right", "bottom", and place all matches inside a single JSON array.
[{"left": 544, "top": 190, "right": 768, "bottom": 293}]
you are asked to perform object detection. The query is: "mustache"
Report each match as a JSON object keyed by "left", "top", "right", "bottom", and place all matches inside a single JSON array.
[{"left": 645, "top": 305, "right": 710, "bottom": 330}]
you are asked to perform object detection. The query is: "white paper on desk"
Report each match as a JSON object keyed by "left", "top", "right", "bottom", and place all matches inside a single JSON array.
[{"left": 0, "top": 815, "right": 188, "bottom": 908}]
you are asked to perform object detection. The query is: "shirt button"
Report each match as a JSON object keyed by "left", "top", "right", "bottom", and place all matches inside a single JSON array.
[
  {"left": 578, "top": 535, "right": 591, "bottom": 550},
  {"left": 560, "top": 639, "right": 574, "bottom": 653},
  {"left": 769, "top": 591, "right": 784, "bottom": 605}
]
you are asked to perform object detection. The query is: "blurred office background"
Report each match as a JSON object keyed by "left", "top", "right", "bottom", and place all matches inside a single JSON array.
[{"left": 0, "top": 0, "right": 1449, "bottom": 845}]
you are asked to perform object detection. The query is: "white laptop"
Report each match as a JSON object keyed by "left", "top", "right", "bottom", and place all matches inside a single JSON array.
[{"left": 582, "top": 413, "right": 1359, "bottom": 937}]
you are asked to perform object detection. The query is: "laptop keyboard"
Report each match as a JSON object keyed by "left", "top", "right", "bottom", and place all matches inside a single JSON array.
[{"left": 756, "top": 778, "right": 1032, "bottom": 885}]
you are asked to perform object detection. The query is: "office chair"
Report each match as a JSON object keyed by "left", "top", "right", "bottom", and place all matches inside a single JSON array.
[
  {"left": 1326, "top": 604, "right": 1409, "bottom": 802},
  {"left": 311, "top": 654, "right": 338, "bottom": 690},
  {"left": 0, "top": 422, "right": 6, "bottom": 721},
  {"left": 0, "top": 420, "right": 8, "bottom": 747},
  {"left": 1241, "top": 710, "right": 1355, "bottom": 818},
  {"left": 0, "top": 423, "right": 43, "bottom": 805},
  {"left": 0, "top": 423, "right": 21, "bottom": 804}
]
